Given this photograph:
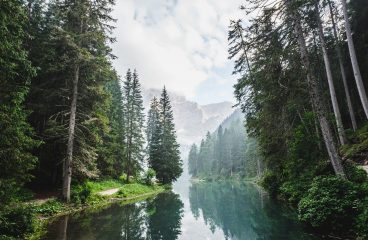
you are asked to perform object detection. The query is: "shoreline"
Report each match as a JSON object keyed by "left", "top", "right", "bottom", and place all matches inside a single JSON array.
[{"left": 28, "top": 184, "right": 167, "bottom": 240}]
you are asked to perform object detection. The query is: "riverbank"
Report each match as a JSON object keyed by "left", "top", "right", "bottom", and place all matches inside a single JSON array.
[{"left": 1, "top": 181, "right": 167, "bottom": 240}]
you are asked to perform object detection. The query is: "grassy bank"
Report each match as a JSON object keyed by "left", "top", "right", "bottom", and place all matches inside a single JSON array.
[{"left": 1, "top": 180, "right": 167, "bottom": 240}]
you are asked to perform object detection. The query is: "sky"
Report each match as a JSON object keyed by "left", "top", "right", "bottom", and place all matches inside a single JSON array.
[{"left": 111, "top": 0, "right": 244, "bottom": 105}]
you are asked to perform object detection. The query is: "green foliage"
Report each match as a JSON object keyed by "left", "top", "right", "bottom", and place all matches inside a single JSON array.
[
  {"left": 147, "top": 87, "right": 183, "bottom": 184},
  {"left": 119, "top": 174, "right": 128, "bottom": 182},
  {"left": 33, "top": 199, "right": 64, "bottom": 217},
  {"left": 344, "top": 162, "right": 368, "bottom": 184},
  {"left": 279, "top": 180, "right": 309, "bottom": 205},
  {"left": 341, "top": 123, "right": 368, "bottom": 160},
  {"left": 0, "top": 205, "right": 36, "bottom": 239},
  {"left": 122, "top": 69, "right": 145, "bottom": 181},
  {"left": 298, "top": 176, "right": 359, "bottom": 233},
  {"left": 188, "top": 110, "right": 261, "bottom": 179},
  {"left": 85, "top": 180, "right": 123, "bottom": 193},
  {"left": 117, "top": 183, "right": 162, "bottom": 198},
  {"left": 71, "top": 183, "right": 92, "bottom": 205},
  {"left": 260, "top": 171, "right": 280, "bottom": 197},
  {"left": 144, "top": 168, "right": 156, "bottom": 186},
  {"left": 0, "top": 0, "right": 40, "bottom": 206},
  {"left": 356, "top": 198, "right": 368, "bottom": 237},
  {"left": 97, "top": 74, "right": 126, "bottom": 179}
]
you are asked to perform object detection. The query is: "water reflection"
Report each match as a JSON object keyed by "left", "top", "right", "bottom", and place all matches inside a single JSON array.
[
  {"left": 188, "top": 182, "right": 318, "bottom": 240},
  {"left": 147, "top": 192, "right": 184, "bottom": 240},
  {"left": 43, "top": 192, "right": 184, "bottom": 240},
  {"left": 43, "top": 182, "right": 320, "bottom": 240}
]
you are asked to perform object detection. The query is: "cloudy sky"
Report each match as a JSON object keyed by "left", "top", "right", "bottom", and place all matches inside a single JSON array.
[{"left": 111, "top": 0, "right": 244, "bottom": 104}]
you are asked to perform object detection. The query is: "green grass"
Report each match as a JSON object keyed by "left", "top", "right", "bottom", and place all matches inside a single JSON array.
[
  {"left": 116, "top": 183, "right": 164, "bottom": 198},
  {"left": 32, "top": 199, "right": 65, "bottom": 217},
  {"left": 86, "top": 179, "right": 124, "bottom": 193}
]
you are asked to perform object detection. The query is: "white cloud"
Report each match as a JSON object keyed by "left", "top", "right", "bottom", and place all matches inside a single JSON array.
[{"left": 111, "top": 0, "right": 244, "bottom": 103}]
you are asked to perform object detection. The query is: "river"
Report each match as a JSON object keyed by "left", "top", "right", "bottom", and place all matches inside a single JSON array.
[{"left": 42, "top": 176, "right": 321, "bottom": 240}]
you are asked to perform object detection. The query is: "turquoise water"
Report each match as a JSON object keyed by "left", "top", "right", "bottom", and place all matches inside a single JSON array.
[{"left": 43, "top": 181, "right": 320, "bottom": 240}]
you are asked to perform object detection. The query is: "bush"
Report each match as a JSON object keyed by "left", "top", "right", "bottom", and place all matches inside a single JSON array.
[
  {"left": 0, "top": 205, "right": 36, "bottom": 239},
  {"left": 260, "top": 171, "right": 280, "bottom": 197},
  {"left": 280, "top": 180, "right": 309, "bottom": 204},
  {"left": 344, "top": 162, "right": 368, "bottom": 184},
  {"left": 298, "top": 176, "right": 358, "bottom": 233},
  {"left": 356, "top": 198, "right": 368, "bottom": 237},
  {"left": 144, "top": 168, "right": 156, "bottom": 186},
  {"left": 33, "top": 199, "right": 63, "bottom": 217},
  {"left": 71, "top": 183, "right": 92, "bottom": 205},
  {"left": 119, "top": 174, "right": 127, "bottom": 182}
]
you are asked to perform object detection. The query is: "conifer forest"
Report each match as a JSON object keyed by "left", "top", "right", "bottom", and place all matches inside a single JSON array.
[{"left": 1, "top": 0, "right": 368, "bottom": 239}]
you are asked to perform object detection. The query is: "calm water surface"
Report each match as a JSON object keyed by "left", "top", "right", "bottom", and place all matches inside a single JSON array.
[{"left": 43, "top": 179, "right": 321, "bottom": 240}]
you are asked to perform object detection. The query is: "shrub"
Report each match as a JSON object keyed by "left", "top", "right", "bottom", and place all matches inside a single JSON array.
[
  {"left": 33, "top": 199, "right": 63, "bottom": 217},
  {"left": 298, "top": 176, "right": 358, "bottom": 233},
  {"left": 260, "top": 171, "right": 280, "bottom": 197},
  {"left": 0, "top": 205, "right": 36, "bottom": 239},
  {"left": 280, "top": 180, "right": 309, "bottom": 204},
  {"left": 144, "top": 168, "right": 156, "bottom": 186},
  {"left": 119, "top": 174, "right": 127, "bottom": 182},
  {"left": 356, "top": 198, "right": 368, "bottom": 237},
  {"left": 344, "top": 162, "right": 368, "bottom": 184},
  {"left": 71, "top": 183, "right": 92, "bottom": 205}
]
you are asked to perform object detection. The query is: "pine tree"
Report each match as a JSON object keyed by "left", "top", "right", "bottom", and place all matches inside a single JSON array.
[
  {"left": 339, "top": 0, "right": 368, "bottom": 119},
  {"left": 122, "top": 69, "right": 145, "bottom": 182},
  {"left": 35, "top": 0, "right": 117, "bottom": 202},
  {"left": 146, "top": 97, "right": 162, "bottom": 172},
  {"left": 159, "top": 87, "right": 183, "bottom": 183},
  {"left": 0, "top": 0, "right": 40, "bottom": 205},
  {"left": 98, "top": 72, "right": 125, "bottom": 178},
  {"left": 314, "top": 0, "right": 347, "bottom": 145},
  {"left": 148, "top": 87, "right": 182, "bottom": 184},
  {"left": 188, "top": 144, "right": 198, "bottom": 177}
]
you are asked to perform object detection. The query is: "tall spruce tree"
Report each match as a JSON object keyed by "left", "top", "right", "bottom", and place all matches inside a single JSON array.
[
  {"left": 122, "top": 69, "right": 145, "bottom": 182},
  {"left": 188, "top": 144, "right": 198, "bottom": 177},
  {"left": 146, "top": 97, "right": 161, "bottom": 172},
  {"left": 147, "top": 87, "right": 182, "bottom": 184},
  {"left": 98, "top": 72, "right": 125, "bottom": 178},
  {"left": 0, "top": 0, "right": 40, "bottom": 205},
  {"left": 33, "top": 0, "right": 117, "bottom": 202},
  {"left": 158, "top": 87, "right": 182, "bottom": 183}
]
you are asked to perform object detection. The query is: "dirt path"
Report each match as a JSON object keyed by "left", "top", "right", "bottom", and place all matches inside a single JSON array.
[{"left": 98, "top": 188, "right": 120, "bottom": 196}]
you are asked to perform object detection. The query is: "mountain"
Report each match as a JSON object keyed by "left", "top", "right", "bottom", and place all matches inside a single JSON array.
[
  {"left": 215, "top": 108, "right": 244, "bottom": 132},
  {"left": 142, "top": 88, "right": 235, "bottom": 148}
]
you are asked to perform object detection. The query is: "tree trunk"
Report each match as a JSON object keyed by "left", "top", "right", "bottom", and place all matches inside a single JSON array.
[
  {"left": 256, "top": 156, "right": 261, "bottom": 178},
  {"left": 328, "top": 0, "right": 357, "bottom": 130},
  {"left": 62, "top": 65, "right": 79, "bottom": 202},
  {"left": 339, "top": 0, "right": 368, "bottom": 119},
  {"left": 285, "top": 0, "right": 346, "bottom": 177},
  {"left": 315, "top": 1, "right": 347, "bottom": 145}
]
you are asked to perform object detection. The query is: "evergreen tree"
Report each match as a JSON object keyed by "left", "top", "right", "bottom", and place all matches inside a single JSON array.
[
  {"left": 98, "top": 72, "right": 125, "bottom": 178},
  {"left": 188, "top": 144, "right": 198, "bottom": 177},
  {"left": 159, "top": 87, "right": 183, "bottom": 183},
  {"left": 25, "top": 0, "right": 117, "bottom": 201},
  {"left": 148, "top": 87, "right": 182, "bottom": 184},
  {"left": 122, "top": 69, "right": 145, "bottom": 182},
  {"left": 146, "top": 97, "right": 160, "bottom": 152},
  {"left": 188, "top": 111, "right": 260, "bottom": 179},
  {"left": 0, "top": 0, "right": 40, "bottom": 205},
  {"left": 146, "top": 97, "right": 162, "bottom": 174}
]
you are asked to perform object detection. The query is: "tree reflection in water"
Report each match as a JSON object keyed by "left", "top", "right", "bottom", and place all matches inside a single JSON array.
[
  {"left": 188, "top": 182, "right": 318, "bottom": 240},
  {"left": 42, "top": 192, "right": 184, "bottom": 240}
]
